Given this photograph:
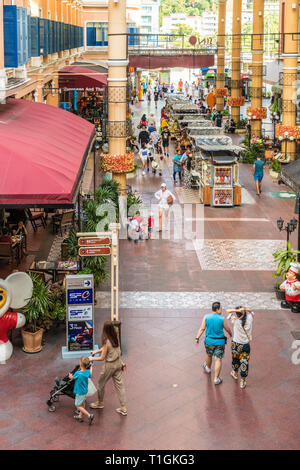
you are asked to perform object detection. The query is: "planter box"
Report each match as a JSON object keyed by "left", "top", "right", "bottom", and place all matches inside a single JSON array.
[
  {"left": 235, "top": 128, "right": 247, "bottom": 134},
  {"left": 269, "top": 169, "right": 279, "bottom": 181},
  {"left": 274, "top": 287, "right": 285, "bottom": 301}
]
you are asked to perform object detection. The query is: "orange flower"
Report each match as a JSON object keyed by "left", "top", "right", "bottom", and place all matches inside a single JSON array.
[{"left": 101, "top": 153, "right": 135, "bottom": 173}]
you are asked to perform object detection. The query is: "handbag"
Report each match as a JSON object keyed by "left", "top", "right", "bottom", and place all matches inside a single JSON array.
[
  {"left": 167, "top": 195, "right": 173, "bottom": 205},
  {"left": 86, "top": 378, "right": 97, "bottom": 397}
]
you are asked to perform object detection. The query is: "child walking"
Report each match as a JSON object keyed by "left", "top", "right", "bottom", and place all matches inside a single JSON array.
[{"left": 69, "top": 356, "right": 94, "bottom": 424}]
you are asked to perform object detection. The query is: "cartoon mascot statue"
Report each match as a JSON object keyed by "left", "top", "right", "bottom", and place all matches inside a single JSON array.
[
  {"left": 280, "top": 262, "right": 300, "bottom": 313},
  {"left": 0, "top": 272, "right": 33, "bottom": 362}
]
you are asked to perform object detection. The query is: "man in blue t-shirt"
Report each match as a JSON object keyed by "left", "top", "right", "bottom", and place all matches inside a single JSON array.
[
  {"left": 173, "top": 153, "right": 183, "bottom": 183},
  {"left": 195, "top": 302, "right": 232, "bottom": 385},
  {"left": 253, "top": 156, "right": 265, "bottom": 196}
]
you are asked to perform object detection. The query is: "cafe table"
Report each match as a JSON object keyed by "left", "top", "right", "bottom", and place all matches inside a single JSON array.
[{"left": 29, "top": 260, "right": 79, "bottom": 282}]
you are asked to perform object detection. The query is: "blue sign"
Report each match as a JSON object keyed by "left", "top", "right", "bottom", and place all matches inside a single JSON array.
[{"left": 67, "top": 289, "right": 93, "bottom": 305}]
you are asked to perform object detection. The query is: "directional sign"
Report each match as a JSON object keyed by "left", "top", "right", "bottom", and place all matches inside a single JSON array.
[
  {"left": 78, "top": 237, "right": 111, "bottom": 247},
  {"left": 79, "top": 246, "right": 111, "bottom": 257}
]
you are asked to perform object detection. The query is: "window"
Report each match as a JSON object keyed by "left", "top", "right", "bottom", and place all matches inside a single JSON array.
[
  {"left": 141, "top": 16, "right": 152, "bottom": 24},
  {"left": 86, "top": 22, "right": 108, "bottom": 46}
]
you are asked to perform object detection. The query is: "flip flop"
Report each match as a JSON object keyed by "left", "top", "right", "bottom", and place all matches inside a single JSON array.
[
  {"left": 240, "top": 380, "right": 247, "bottom": 389},
  {"left": 116, "top": 408, "right": 127, "bottom": 416},
  {"left": 231, "top": 371, "right": 238, "bottom": 380}
]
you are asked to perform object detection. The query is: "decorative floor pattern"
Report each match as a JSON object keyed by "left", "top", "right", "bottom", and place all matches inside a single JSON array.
[
  {"left": 96, "top": 290, "right": 281, "bottom": 310},
  {"left": 47, "top": 231, "right": 70, "bottom": 261},
  {"left": 175, "top": 187, "right": 201, "bottom": 204},
  {"left": 193, "top": 239, "right": 285, "bottom": 271}
]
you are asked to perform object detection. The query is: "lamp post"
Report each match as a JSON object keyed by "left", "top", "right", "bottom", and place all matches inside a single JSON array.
[
  {"left": 277, "top": 216, "right": 298, "bottom": 248},
  {"left": 270, "top": 112, "right": 280, "bottom": 145},
  {"left": 278, "top": 131, "right": 294, "bottom": 160},
  {"left": 94, "top": 141, "right": 100, "bottom": 197}
]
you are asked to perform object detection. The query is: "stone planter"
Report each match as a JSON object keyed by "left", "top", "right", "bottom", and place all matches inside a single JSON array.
[
  {"left": 235, "top": 128, "right": 247, "bottom": 134},
  {"left": 269, "top": 169, "right": 279, "bottom": 181}
]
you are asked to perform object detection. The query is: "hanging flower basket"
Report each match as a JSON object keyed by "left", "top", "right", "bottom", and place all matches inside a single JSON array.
[
  {"left": 213, "top": 88, "right": 228, "bottom": 97},
  {"left": 246, "top": 107, "right": 267, "bottom": 120},
  {"left": 276, "top": 124, "right": 300, "bottom": 140},
  {"left": 101, "top": 153, "right": 135, "bottom": 174},
  {"left": 227, "top": 96, "right": 245, "bottom": 107}
]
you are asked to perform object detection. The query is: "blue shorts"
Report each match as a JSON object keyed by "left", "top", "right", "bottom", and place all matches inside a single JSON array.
[
  {"left": 75, "top": 394, "right": 87, "bottom": 407},
  {"left": 254, "top": 175, "right": 263, "bottom": 181}
]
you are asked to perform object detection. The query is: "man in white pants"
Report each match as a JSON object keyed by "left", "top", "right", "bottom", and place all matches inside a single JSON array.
[{"left": 154, "top": 183, "right": 176, "bottom": 232}]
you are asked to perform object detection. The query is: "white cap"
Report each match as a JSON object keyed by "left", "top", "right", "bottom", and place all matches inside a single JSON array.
[
  {"left": 289, "top": 262, "right": 300, "bottom": 275},
  {"left": 161, "top": 183, "right": 166, "bottom": 188}
]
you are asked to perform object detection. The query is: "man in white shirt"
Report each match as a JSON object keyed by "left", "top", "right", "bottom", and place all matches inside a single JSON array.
[{"left": 154, "top": 183, "right": 176, "bottom": 232}]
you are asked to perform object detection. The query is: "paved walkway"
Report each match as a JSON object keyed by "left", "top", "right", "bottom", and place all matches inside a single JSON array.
[{"left": 1, "top": 98, "right": 300, "bottom": 450}]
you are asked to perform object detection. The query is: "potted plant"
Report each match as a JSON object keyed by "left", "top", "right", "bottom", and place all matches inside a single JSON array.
[
  {"left": 21, "top": 274, "right": 54, "bottom": 353},
  {"left": 269, "top": 159, "right": 280, "bottom": 181},
  {"left": 272, "top": 241, "right": 300, "bottom": 300}
]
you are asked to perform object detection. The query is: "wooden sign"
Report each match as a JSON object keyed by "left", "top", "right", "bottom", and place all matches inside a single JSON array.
[
  {"left": 79, "top": 246, "right": 111, "bottom": 257},
  {"left": 78, "top": 237, "right": 111, "bottom": 247}
]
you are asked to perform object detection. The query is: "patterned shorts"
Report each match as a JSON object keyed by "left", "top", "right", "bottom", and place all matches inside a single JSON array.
[
  {"left": 75, "top": 394, "right": 87, "bottom": 407},
  {"left": 205, "top": 343, "right": 225, "bottom": 358}
]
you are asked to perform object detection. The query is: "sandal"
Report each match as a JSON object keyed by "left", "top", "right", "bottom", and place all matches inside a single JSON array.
[
  {"left": 74, "top": 415, "right": 83, "bottom": 422},
  {"left": 90, "top": 402, "right": 104, "bottom": 409},
  {"left": 231, "top": 371, "right": 238, "bottom": 380},
  {"left": 240, "top": 380, "right": 246, "bottom": 389},
  {"left": 116, "top": 408, "right": 127, "bottom": 416}
]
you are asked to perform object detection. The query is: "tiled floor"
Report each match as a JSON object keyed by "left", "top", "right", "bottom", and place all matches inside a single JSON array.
[{"left": 1, "top": 98, "right": 300, "bottom": 450}]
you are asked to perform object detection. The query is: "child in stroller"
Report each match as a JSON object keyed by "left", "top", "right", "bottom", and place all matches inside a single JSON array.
[{"left": 127, "top": 215, "right": 148, "bottom": 242}]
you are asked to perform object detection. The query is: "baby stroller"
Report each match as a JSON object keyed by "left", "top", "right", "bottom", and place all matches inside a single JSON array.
[{"left": 47, "top": 363, "right": 90, "bottom": 412}]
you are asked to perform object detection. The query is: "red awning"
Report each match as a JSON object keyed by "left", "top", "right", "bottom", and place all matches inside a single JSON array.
[
  {"left": 59, "top": 66, "right": 107, "bottom": 91},
  {"left": 129, "top": 54, "right": 214, "bottom": 70},
  {"left": 0, "top": 99, "right": 95, "bottom": 207}
]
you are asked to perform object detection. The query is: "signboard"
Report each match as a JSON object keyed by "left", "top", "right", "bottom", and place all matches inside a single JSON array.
[
  {"left": 79, "top": 246, "right": 111, "bottom": 257},
  {"left": 78, "top": 237, "right": 110, "bottom": 246},
  {"left": 63, "top": 274, "right": 95, "bottom": 358}
]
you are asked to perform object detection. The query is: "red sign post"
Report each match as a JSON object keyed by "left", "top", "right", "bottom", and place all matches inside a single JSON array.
[
  {"left": 78, "top": 237, "right": 111, "bottom": 246},
  {"left": 79, "top": 246, "right": 111, "bottom": 257}
]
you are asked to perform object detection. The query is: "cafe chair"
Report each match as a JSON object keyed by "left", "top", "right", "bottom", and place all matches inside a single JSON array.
[
  {"left": 52, "top": 210, "right": 75, "bottom": 236},
  {"left": 25, "top": 209, "right": 46, "bottom": 232},
  {"left": 0, "top": 242, "right": 19, "bottom": 265}
]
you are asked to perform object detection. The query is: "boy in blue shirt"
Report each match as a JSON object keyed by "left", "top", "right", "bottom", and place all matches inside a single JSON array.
[
  {"left": 253, "top": 156, "right": 265, "bottom": 196},
  {"left": 173, "top": 152, "right": 183, "bottom": 183},
  {"left": 69, "top": 356, "right": 94, "bottom": 424}
]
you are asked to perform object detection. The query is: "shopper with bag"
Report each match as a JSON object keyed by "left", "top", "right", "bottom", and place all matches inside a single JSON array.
[
  {"left": 227, "top": 306, "right": 254, "bottom": 389},
  {"left": 89, "top": 321, "right": 127, "bottom": 416},
  {"left": 154, "top": 183, "right": 176, "bottom": 232},
  {"left": 195, "top": 302, "right": 232, "bottom": 385}
]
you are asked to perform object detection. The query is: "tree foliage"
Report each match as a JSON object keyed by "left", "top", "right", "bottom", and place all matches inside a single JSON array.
[{"left": 159, "top": 0, "right": 214, "bottom": 26}]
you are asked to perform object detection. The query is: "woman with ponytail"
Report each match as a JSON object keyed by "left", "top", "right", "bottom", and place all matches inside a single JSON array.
[{"left": 227, "top": 306, "right": 254, "bottom": 389}]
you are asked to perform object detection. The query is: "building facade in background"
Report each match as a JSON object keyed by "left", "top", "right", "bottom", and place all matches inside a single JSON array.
[{"left": 161, "top": 11, "right": 217, "bottom": 38}]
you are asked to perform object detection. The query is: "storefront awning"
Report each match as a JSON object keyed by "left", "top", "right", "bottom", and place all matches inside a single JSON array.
[
  {"left": 0, "top": 99, "right": 95, "bottom": 208},
  {"left": 281, "top": 160, "right": 300, "bottom": 195},
  {"left": 59, "top": 66, "right": 107, "bottom": 91}
]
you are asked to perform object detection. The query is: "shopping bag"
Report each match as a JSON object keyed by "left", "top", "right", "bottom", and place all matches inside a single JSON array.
[{"left": 87, "top": 378, "right": 97, "bottom": 397}]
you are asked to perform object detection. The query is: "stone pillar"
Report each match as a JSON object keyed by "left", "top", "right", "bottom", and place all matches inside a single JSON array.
[
  {"left": 250, "top": 0, "right": 264, "bottom": 138},
  {"left": 107, "top": 0, "right": 128, "bottom": 195},
  {"left": 216, "top": 0, "right": 226, "bottom": 111},
  {"left": 231, "top": 0, "right": 241, "bottom": 123},
  {"left": 281, "top": 0, "right": 299, "bottom": 160}
]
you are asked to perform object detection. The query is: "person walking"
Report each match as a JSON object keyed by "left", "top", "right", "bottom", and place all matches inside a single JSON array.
[
  {"left": 138, "top": 125, "right": 150, "bottom": 147},
  {"left": 154, "top": 89, "right": 159, "bottom": 109},
  {"left": 161, "top": 127, "right": 170, "bottom": 158},
  {"left": 173, "top": 150, "right": 183, "bottom": 184},
  {"left": 89, "top": 321, "right": 127, "bottom": 416},
  {"left": 227, "top": 306, "right": 254, "bottom": 389},
  {"left": 195, "top": 302, "right": 232, "bottom": 385},
  {"left": 253, "top": 155, "right": 265, "bottom": 196},
  {"left": 154, "top": 183, "right": 176, "bottom": 232},
  {"left": 139, "top": 142, "right": 149, "bottom": 176},
  {"left": 69, "top": 356, "right": 94, "bottom": 424}
]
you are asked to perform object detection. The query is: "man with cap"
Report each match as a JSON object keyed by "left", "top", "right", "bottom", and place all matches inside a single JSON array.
[
  {"left": 280, "top": 262, "right": 300, "bottom": 313},
  {"left": 154, "top": 183, "right": 176, "bottom": 232}
]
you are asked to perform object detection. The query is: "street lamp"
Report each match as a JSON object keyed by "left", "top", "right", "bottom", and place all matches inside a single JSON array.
[
  {"left": 270, "top": 112, "right": 280, "bottom": 145},
  {"left": 278, "top": 132, "right": 294, "bottom": 160},
  {"left": 94, "top": 141, "right": 100, "bottom": 196},
  {"left": 277, "top": 216, "right": 298, "bottom": 248}
]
